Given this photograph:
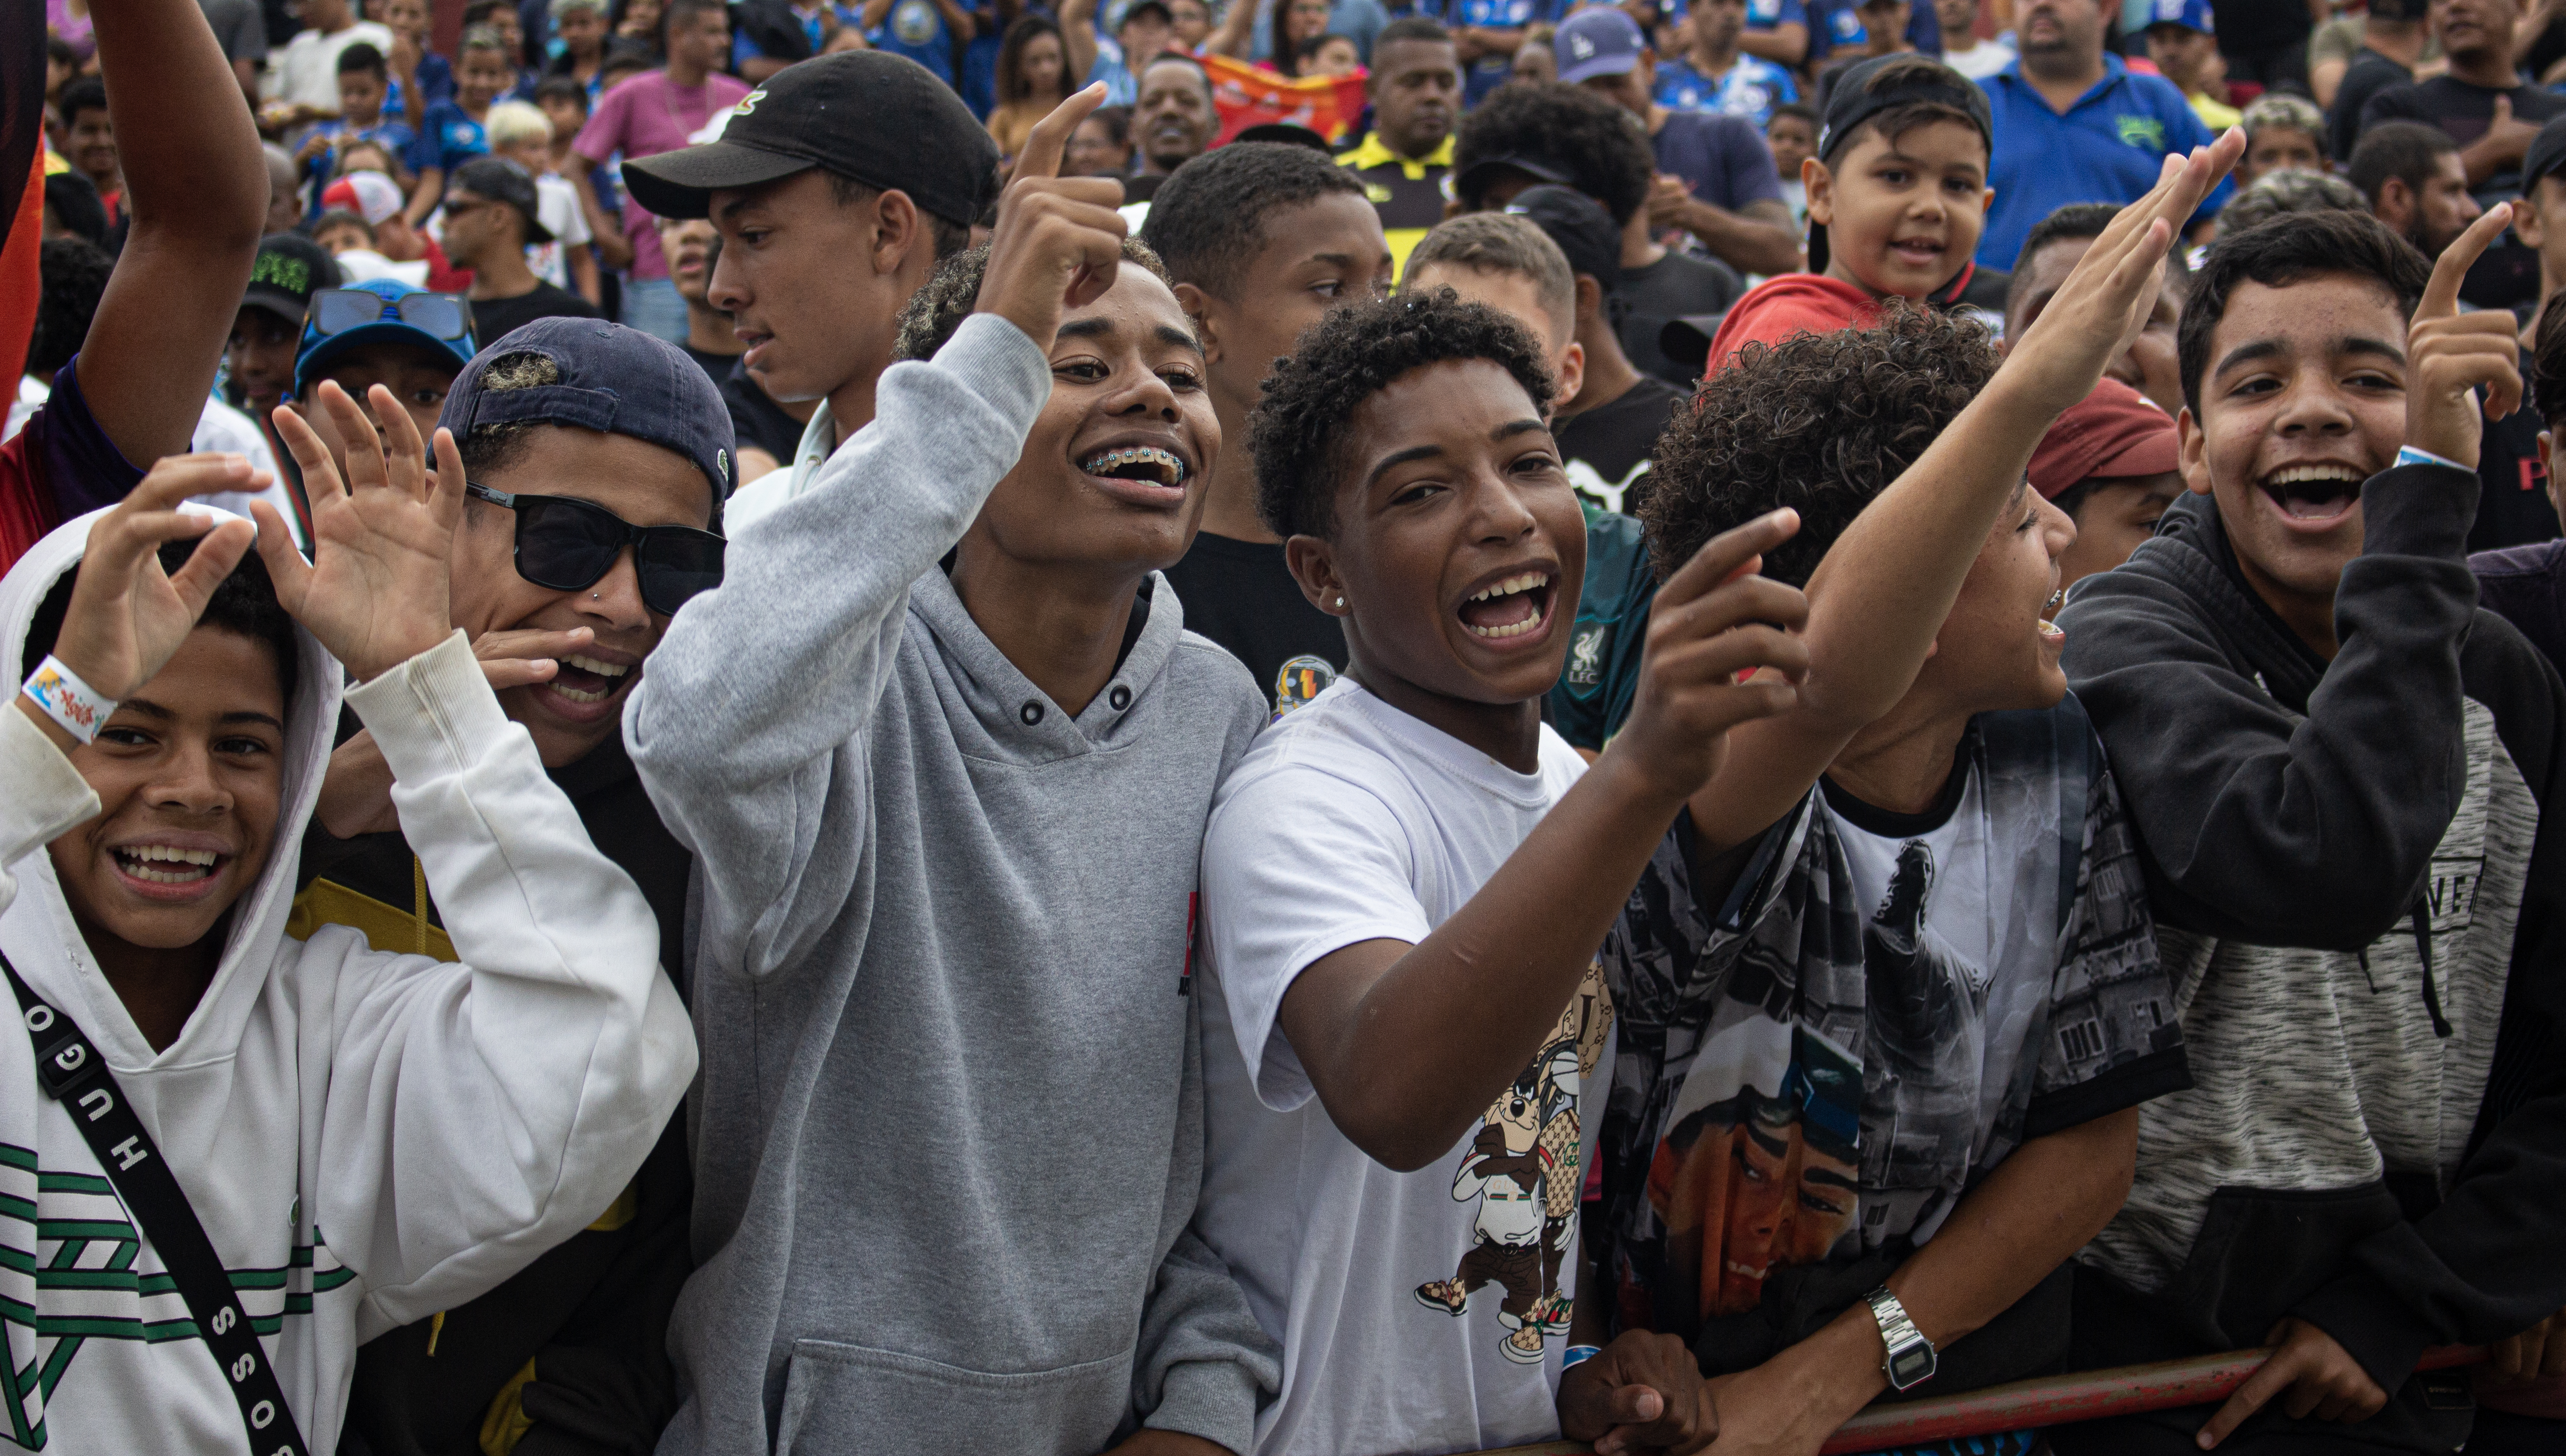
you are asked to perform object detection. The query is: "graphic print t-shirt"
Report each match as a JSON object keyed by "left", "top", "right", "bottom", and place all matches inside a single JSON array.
[
  {"left": 1196, "top": 679, "right": 1611, "bottom": 1455},
  {"left": 1595, "top": 701, "right": 2187, "bottom": 1351}
]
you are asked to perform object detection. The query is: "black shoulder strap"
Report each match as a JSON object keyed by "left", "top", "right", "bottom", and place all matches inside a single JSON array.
[{"left": 2, "top": 952, "right": 311, "bottom": 1456}]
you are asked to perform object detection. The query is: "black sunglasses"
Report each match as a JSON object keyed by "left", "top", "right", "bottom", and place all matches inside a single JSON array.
[{"left": 465, "top": 482, "right": 725, "bottom": 616}]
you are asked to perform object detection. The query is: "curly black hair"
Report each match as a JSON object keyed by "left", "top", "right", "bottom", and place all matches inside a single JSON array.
[
  {"left": 1248, "top": 289, "right": 1556, "bottom": 541},
  {"left": 1451, "top": 83, "right": 1653, "bottom": 225},
  {"left": 27, "top": 238, "right": 112, "bottom": 381},
  {"left": 25, "top": 542, "right": 300, "bottom": 712},
  {"left": 891, "top": 236, "right": 1179, "bottom": 364},
  {"left": 1137, "top": 141, "right": 1368, "bottom": 302},
  {"left": 1641, "top": 303, "right": 1996, "bottom": 589}
]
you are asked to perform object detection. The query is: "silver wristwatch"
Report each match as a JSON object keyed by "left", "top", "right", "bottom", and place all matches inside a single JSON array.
[{"left": 1864, "top": 1286, "right": 1938, "bottom": 1392}]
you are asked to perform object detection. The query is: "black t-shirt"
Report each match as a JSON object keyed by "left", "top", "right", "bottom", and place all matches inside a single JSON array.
[
  {"left": 2473, "top": 337, "right": 2559, "bottom": 553},
  {"left": 2211, "top": 0, "right": 2310, "bottom": 54},
  {"left": 721, "top": 358, "right": 809, "bottom": 467},
  {"left": 1619, "top": 248, "right": 1744, "bottom": 388},
  {"left": 2329, "top": 48, "right": 2413, "bottom": 161},
  {"left": 678, "top": 342, "right": 740, "bottom": 391},
  {"left": 470, "top": 281, "right": 605, "bottom": 346},
  {"left": 1160, "top": 529, "right": 1345, "bottom": 717},
  {"left": 1122, "top": 171, "right": 1171, "bottom": 204},
  {"left": 1556, "top": 374, "right": 1686, "bottom": 516},
  {"left": 2358, "top": 77, "right": 2566, "bottom": 190}
]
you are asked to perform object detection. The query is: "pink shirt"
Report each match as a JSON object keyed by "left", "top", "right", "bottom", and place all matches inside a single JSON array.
[{"left": 572, "top": 70, "right": 752, "bottom": 282}]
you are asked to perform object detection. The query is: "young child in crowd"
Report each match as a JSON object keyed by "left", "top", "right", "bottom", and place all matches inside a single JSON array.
[
  {"left": 404, "top": 23, "right": 516, "bottom": 228},
  {"left": 294, "top": 43, "right": 418, "bottom": 208},
  {"left": 1705, "top": 54, "right": 1998, "bottom": 367},
  {"left": 2056, "top": 204, "right": 2566, "bottom": 1456},
  {"left": 1141, "top": 140, "right": 1395, "bottom": 713},
  {"left": 1768, "top": 98, "right": 1817, "bottom": 236},
  {"left": 1191, "top": 283, "right": 1815, "bottom": 1455},
  {"left": 625, "top": 89, "right": 1285, "bottom": 1456},
  {"left": 484, "top": 98, "right": 599, "bottom": 302},
  {"left": 1, "top": 386, "right": 691, "bottom": 1453},
  {"left": 1564, "top": 135, "right": 2234, "bottom": 1456},
  {"left": 2236, "top": 92, "right": 2326, "bottom": 188}
]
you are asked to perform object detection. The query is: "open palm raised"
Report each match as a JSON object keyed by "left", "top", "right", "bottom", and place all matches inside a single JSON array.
[{"left": 252, "top": 382, "right": 463, "bottom": 683}]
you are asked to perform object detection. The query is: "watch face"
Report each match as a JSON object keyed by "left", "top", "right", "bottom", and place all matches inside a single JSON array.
[{"left": 1887, "top": 1343, "right": 1937, "bottom": 1389}]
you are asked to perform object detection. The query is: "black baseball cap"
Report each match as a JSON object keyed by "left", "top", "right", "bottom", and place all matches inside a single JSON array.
[
  {"left": 1504, "top": 184, "right": 1621, "bottom": 295},
  {"left": 439, "top": 316, "right": 737, "bottom": 502},
  {"left": 1453, "top": 154, "right": 1576, "bottom": 210},
  {"left": 622, "top": 50, "right": 999, "bottom": 229},
  {"left": 2527, "top": 116, "right": 2566, "bottom": 196},
  {"left": 1233, "top": 121, "right": 1332, "bottom": 153},
  {"left": 450, "top": 156, "right": 556, "bottom": 245},
  {"left": 1809, "top": 55, "right": 1992, "bottom": 273},
  {"left": 242, "top": 232, "right": 341, "bottom": 326}
]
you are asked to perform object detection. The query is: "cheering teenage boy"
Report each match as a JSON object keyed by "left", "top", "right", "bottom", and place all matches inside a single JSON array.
[
  {"left": 627, "top": 89, "right": 1281, "bottom": 1456},
  {"left": 0, "top": 397, "right": 692, "bottom": 1450},
  {"left": 1557, "top": 133, "right": 2238, "bottom": 1456},
  {"left": 2058, "top": 205, "right": 2566, "bottom": 1455}
]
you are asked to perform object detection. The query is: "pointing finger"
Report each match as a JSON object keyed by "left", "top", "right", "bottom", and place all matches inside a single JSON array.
[
  {"left": 2421, "top": 202, "right": 2513, "bottom": 322},
  {"left": 1014, "top": 81, "right": 1108, "bottom": 184}
]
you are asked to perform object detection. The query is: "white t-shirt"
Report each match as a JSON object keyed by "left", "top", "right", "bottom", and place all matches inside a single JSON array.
[
  {"left": 1940, "top": 36, "right": 2016, "bottom": 80},
  {"left": 1195, "top": 678, "right": 1613, "bottom": 1456},
  {"left": 524, "top": 173, "right": 593, "bottom": 291},
  {"left": 267, "top": 22, "right": 397, "bottom": 113}
]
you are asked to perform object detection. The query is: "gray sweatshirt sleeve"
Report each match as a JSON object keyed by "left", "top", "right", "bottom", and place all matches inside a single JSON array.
[{"left": 624, "top": 313, "right": 1053, "bottom": 978}]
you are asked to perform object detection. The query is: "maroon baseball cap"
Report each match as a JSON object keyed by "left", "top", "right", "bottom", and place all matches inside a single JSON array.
[{"left": 2028, "top": 378, "right": 2180, "bottom": 500}]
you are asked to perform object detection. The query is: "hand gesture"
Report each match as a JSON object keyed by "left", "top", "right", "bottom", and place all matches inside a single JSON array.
[
  {"left": 974, "top": 83, "right": 1130, "bottom": 347},
  {"left": 2001, "top": 127, "right": 2245, "bottom": 415},
  {"left": 254, "top": 381, "right": 463, "bottom": 683},
  {"left": 1558, "top": 1330, "right": 1720, "bottom": 1455},
  {"left": 2486, "top": 95, "right": 2541, "bottom": 166},
  {"left": 2406, "top": 203, "right": 2524, "bottom": 470},
  {"left": 46, "top": 456, "right": 262, "bottom": 702},
  {"left": 2197, "top": 1318, "right": 2388, "bottom": 1447},
  {"left": 1647, "top": 174, "right": 1694, "bottom": 230},
  {"left": 1601, "top": 509, "right": 1812, "bottom": 806}
]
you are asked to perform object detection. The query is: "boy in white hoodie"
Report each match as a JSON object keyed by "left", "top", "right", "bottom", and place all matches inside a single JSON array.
[{"left": 0, "top": 387, "right": 693, "bottom": 1453}]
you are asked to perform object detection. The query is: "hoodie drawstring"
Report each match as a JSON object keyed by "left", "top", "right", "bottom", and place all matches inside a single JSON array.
[{"left": 2414, "top": 906, "right": 2452, "bottom": 1039}]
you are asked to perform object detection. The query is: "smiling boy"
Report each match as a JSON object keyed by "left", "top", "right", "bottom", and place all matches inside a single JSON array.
[
  {"left": 1190, "top": 287, "right": 1818, "bottom": 1453},
  {"left": 1702, "top": 54, "right": 1998, "bottom": 369},
  {"left": 2055, "top": 206, "right": 2566, "bottom": 1454},
  {"left": 628, "top": 91, "right": 1281, "bottom": 1456}
]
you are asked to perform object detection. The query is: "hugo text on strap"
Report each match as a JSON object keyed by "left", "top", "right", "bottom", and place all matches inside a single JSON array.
[{"left": 2, "top": 952, "right": 312, "bottom": 1456}]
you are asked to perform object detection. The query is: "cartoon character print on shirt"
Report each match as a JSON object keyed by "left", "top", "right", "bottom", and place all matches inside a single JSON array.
[
  {"left": 1857, "top": 841, "right": 1992, "bottom": 1235},
  {"left": 1272, "top": 655, "right": 1339, "bottom": 720},
  {"left": 1413, "top": 963, "right": 1613, "bottom": 1364}
]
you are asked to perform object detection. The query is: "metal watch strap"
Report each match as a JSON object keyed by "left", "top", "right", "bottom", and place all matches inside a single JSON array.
[
  {"left": 1864, "top": 1285, "right": 1938, "bottom": 1392},
  {"left": 5, "top": 952, "right": 312, "bottom": 1456}
]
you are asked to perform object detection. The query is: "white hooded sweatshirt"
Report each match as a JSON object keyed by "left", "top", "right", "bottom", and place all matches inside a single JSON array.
[{"left": 0, "top": 510, "right": 696, "bottom": 1453}]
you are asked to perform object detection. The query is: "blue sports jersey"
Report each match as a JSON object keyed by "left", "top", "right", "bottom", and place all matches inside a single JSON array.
[
  {"left": 1444, "top": 0, "right": 1559, "bottom": 104},
  {"left": 406, "top": 100, "right": 490, "bottom": 175},
  {"left": 1742, "top": 0, "right": 1805, "bottom": 28},
  {"left": 1654, "top": 53, "right": 1798, "bottom": 128},
  {"left": 869, "top": 0, "right": 958, "bottom": 83}
]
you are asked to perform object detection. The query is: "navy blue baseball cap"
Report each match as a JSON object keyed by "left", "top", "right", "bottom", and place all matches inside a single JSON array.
[
  {"left": 438, "top": 316, "right": 736, "bottom": 502},
  {"left": 295, "top": 278, "right": 480, "bottom": 401},
  {"left": 1555, "top": 7, "right": 1646, "bottom": 86}
]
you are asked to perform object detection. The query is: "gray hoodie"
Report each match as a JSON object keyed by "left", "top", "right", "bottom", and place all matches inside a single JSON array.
[{"left": 627, "top": 313, "right": 1279, "bottom": 1455}]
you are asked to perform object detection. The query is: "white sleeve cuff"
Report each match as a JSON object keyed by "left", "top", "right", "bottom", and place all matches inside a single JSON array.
[{"left": 342, "top": 630, "right": 518, "bottom": 783}]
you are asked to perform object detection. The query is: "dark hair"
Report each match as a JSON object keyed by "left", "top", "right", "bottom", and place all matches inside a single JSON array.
[
  {"left": 1826, "top": 56, "right": 1988, "bottom": 165},
  {"left": 1768, "top": 100, "right": 1819, "bottom": 130},
  {"left": 1138, "top": 50, "right": 1216, "bottom": 105},
  {"left": 43, "top": 170, "right": 111, "bottom": 248},
  {"left": 1373, "top": 15, "right": 1452, "bottom": 50},
  {"left": 998, "top": 15, "right": 1077, "bottom": 105},
  {"left": 660, "top": 0, "right": 725, "bottom": 45},
  {"left": 59, "top": 77, "right": 108, "bottom": 126},
  {"left": 1141, "top": 140, "right": 1368, "bottom": 300},
  {"left": 1296, "top": 31, "right": 1353, "bottom": 61},
  {"left": 2214, "top": 169, "right": 2368, "bottom": 234},
  {"left": 824, "top": 171, "right": 976, "bottom": 259},
  {"left": 1452, "top": 83, "right": 1653, "bottom": 224},
  {"left": 1642, "top": 303, "right": 1997, "bottom": 589},
  {"left": 1084, "top": 102, "right": 1133, "bottom": 151},
  {"left": 27, "top": 237, "right": 112, "bottom": 381},
  {"left": 2536, "top": 293, "right": 2566, "bottom": 428},
  {"left": 532, "top": 74, "right": 593, "bottom": 112},
  {"left": 2347, "top": 120, "right": 2457, "bottom": 212},
  {"left": 891, "top": 236, "right": 1178, "bottom": 363},
  {"left": 599, "top": 37, "right": 658, "bottom": 78},
  {"left": 1248, "top": 290, "right": 1558, "bottom": 540},
  {"left": 1118, "top": 0, "right": 1173, "bottom": 30},
  {"left": 2175, "top": 209, "right": 2430, "bottom": 416},
  {"left": 337, "top": 42, "right": 389, "bottom": 78},
  {"left": 24, "top": 543, "right": 299, "bottom": 712},
  {"left": 312, "top": 207, "right": 376, "bottom": 242},
  {"left": 46, "top": 34, "right": 75, "bottom": 69}
]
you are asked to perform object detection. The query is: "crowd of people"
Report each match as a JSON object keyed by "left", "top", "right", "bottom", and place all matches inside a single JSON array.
[{"left": 11, "top": 0, "right": 2566, "bottom": 1455}]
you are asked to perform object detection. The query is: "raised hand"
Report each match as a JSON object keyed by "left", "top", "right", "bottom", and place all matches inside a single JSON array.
[
  {"left": 2003, "top": 127, "right": 2246, "bottom": 415},
  {"left": 1602, "top": 509, "right": 1812, "bottom": 805},
  {"left": 44, "top": 455, "right": 262, "bottom": 702},
  {"left": 2406, "top": 202, "right": 2524, "bottom": 470},
  {"left": 254, "top": 380, "right": 463, "bottom": 683},
  {"left": 973, "top": 83, "right": 1130, "bottom": 346}
]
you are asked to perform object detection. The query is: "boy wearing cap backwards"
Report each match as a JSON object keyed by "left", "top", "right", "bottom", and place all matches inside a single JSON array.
[
  {"left": 627, "top": 88, "right": 1284, "bottom": 1456},
  {"left": 1701, "top": 54, "right": 2001, "bottom": 370},
  {"left": 441, "top": 156, "right": 607, "bottom": 341},
  {"left": 306, "top": 316, "right": 727, "bottom": 1456},
  {"left": 622, "top": 50, "right": 994, "bottom": 534},
  {"left": 1, "top": 0, "right": 269, "bottom": 575},
  {"left": 1139, "top": 140, "right": 1395, "bottom": 713},
  {"left": 1563, "top": 137, "right": 2233, "bottom": 1456},
  {"left": 2054, "top": 204, "right": 2566, "bottom": 1455},
  {"left": 2028, "top": 377, "right": 2183, "bottom": 591}
]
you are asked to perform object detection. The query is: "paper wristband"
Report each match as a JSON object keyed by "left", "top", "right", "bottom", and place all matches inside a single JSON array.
[
  {"left": 21, "top": 656, "right": 117, "bottom": 745},
  {"left": 2396, "top": 444, "right": 2470, "bottom": 474},
  {"left": 1562, "top": 1344, "right": 1601, "bottom": 1371}
]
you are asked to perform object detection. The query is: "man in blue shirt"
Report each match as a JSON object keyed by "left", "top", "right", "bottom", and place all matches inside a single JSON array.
[
  {"left": 1976, "top": 0, "right": 2230, "bottom": 269},
  {"left": 1740, "top": 0, "right": 1810, "bottom": 68},
  {"left": 1655, "top": 0, "right": 1799, "bottom": 127},
  {"left": 1805, "top": 0, "right": 1937, "bottom": 67},
  {"left": 1444, "top": 0, "right": 1561, "bottom": 105}
]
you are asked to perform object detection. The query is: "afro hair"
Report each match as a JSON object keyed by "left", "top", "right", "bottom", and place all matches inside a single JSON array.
[
  {"left": 891, "top": 235, "right": 1179, "bottom": 364},
  {"left": 1248, "top": 288, "right": 1556, "bottom": 541},
  {"left": 1451, "top": 82, "right": 1654, "bottom": 224},
  {"left": 1138, "top": 141, "right": 1370, "bottom": 301},
  {"left": 1642, "top": 304, "right": 1997, "bottom": 590}
]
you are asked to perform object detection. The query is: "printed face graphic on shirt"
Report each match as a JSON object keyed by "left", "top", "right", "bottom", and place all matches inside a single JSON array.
[{"left": 1411, "top": 965, "right": 1613, "bottom": 1365}]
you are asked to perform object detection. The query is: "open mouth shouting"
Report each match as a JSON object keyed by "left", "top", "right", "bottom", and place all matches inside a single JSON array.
[
  {"left": 110, "top": 839, "right": 232, "bottom": 901},
  {"left": 1458, "top": 569, "right": 1557, "bottom": 647},
  {"left": 2259, "top": 463, "right": 2365, "bottom": 532},
  {"left": 544, "top": 650, "right": 637, "bottom": 720},
  {"left": 1077, "top": 440, "right": 1194, "bottom": 508}
]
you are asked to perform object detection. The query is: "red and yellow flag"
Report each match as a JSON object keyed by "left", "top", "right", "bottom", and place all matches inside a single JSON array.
[{"left": 1200, "top": 53, "right": 1369, "bottom": 146}]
